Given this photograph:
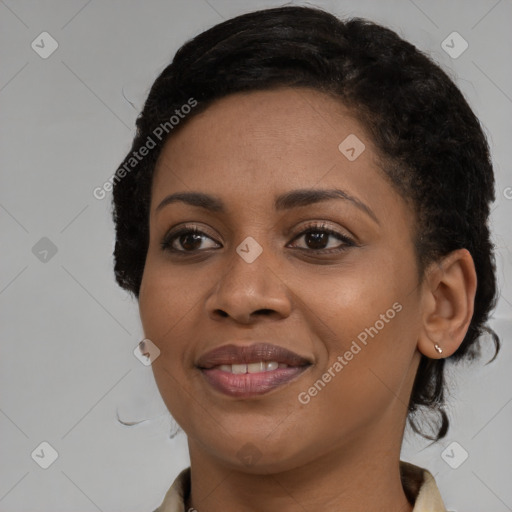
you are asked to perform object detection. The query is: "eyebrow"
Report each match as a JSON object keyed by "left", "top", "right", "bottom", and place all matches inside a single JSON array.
[{"left": 156, "top": 188, "right": 379, "bottom": 225}]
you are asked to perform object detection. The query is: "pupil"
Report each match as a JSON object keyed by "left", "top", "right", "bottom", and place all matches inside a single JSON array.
[
  {"left": 306, "top": 231, "right": 327, "bottom": 249},
  {"left": 181, "top": 233, "right": 202, "bottom": 250}
]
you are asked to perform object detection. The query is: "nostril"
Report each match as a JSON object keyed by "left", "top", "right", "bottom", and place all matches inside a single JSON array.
[{"left": 256, "top": 309, "right": 274, "bottom": 315}]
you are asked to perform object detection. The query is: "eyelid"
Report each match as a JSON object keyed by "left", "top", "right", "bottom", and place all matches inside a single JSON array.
[
  {"left": 164, "top": 222, "right": 219, "bottom": 240},
  {"left": 291, "top": 220, "right": 353, "bottom": 237}
]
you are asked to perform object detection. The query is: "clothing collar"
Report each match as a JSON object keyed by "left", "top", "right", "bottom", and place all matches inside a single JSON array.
[{"left": 154, "top": 461, "right": 447, "bottom": 512}]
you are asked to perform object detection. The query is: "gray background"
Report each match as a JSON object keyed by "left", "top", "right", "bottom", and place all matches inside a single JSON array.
[{"left": 1, "top": 0, "right": 511, "bottom": 511}]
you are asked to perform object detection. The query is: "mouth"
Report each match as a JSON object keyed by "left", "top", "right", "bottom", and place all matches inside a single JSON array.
[{"left": 196, "top": 343, "right": 313, "bottom": 398}]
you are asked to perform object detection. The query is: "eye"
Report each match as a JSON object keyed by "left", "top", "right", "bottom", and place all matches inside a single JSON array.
[
  {"left": 161, "top": 222, "right": 355, "bottom": 255},
  {"left": 288, "top": 222, "right": 355, "bottom": 252},
  {"left": 161, "top": 225, "right": 221, "bottom": 253}
]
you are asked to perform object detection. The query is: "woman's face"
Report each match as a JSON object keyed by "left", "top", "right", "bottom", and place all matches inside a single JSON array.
[{"left": 139, "top": 88, "right": 425, "bottom": 472}]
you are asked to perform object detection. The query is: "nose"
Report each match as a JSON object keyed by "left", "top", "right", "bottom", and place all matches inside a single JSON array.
[{"left": 205, "top": 244, "right": 293, "bottom": 324}]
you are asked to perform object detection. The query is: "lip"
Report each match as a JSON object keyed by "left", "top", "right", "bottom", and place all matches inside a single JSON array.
[
  {"left": 196, "top": 343, "right": 312, "bottom": 369},
  {"left": 196, "top": 343, "right": 313, "bottom": 398}
]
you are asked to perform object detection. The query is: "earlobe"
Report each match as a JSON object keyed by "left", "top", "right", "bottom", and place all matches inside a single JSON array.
[{"left": 417, "top": 248, "right": 477, "bottom": 359}]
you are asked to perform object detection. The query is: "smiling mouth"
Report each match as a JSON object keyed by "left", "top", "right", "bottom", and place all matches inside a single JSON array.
[{"left": 196, "top": 343, "right": 312, "bottom": 398}]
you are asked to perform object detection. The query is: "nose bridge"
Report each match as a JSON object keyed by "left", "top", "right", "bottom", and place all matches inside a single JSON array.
[{"left": 205, "top": 236, "right": 292, "bottom": 322}]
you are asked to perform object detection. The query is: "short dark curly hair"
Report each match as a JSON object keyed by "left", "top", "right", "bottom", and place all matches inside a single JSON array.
[{"left": 111, "top": 5, "right": 500, "bottom": 440}]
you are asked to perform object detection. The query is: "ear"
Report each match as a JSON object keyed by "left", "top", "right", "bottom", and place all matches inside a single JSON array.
[{"left": 417, "top": 248, "right": 477, "bottom": 359}]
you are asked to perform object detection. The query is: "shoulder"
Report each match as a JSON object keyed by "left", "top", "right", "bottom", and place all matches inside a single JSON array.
[
  {"left": 152, "top": 467, "right": 191, "bottom": 512},
  {"left": 400, "top": 460, "right": 448, "bottom": 512}
]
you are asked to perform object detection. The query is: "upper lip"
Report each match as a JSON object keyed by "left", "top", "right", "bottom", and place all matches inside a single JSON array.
[{"left": 196, "top": 343, "right": 312, "bottom": 369}]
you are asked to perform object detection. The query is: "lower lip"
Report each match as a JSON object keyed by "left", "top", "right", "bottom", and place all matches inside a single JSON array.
[{"left": 200, "top": 366, "right": 310, "bottom": 398}]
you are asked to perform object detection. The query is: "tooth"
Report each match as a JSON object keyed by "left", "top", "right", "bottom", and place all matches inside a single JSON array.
[
  {"left": 215, "top": 361, "right": 288, "bottom": 373},
  {"left": 247, "top": 362, "right": 266, "bottom": 373},
  {"left": 231, "top": 363, "right": 247, "bottom": 374}
]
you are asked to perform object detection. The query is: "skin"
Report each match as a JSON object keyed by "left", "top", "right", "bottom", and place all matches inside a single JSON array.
[{"left": 138, "top": 87, "right": 476, "bottom": 512}]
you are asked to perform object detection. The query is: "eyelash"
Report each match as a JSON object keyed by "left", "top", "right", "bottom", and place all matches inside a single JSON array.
[{"left": 160, "top": 222, "right": 356, "bottom": 256}]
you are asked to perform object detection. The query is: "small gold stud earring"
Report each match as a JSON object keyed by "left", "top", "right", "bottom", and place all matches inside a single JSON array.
[{"left": 434, "top": 343, "right": 443, "bottom": 354}]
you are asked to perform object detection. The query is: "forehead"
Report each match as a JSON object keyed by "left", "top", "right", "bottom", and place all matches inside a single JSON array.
[
  {"left": 158, "top": 88, "right": 360, "bottom": 157},
  {"left": 151, "top": 88, "right": 408, "bottom": 223}
]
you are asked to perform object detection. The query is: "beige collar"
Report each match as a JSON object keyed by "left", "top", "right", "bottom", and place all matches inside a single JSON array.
[{"left": 154, "top": 460, "right": 447, "bottom": 512}]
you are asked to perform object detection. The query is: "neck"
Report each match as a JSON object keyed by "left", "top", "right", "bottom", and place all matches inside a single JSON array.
[{"left": 185, "top": 430, "right": 413, "bottom": 512}]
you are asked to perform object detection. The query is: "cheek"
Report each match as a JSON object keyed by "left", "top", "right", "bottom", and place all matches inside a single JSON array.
[
  {"left": 138, "top": 271, "right": 168, "bottom": 343},
  {"left": 296, "top": 255, "right": 420, "bottom": 413},
  {"left": 138, "top": 255, "right": 199, "bottom": 341},
  {"left": 138, "top": 262, "right": 201, "bottom": 425},
  {"left": 297, "top": 307, "right": 419, "bottom": 446},
  {"left": 296, "top": 255, "right": 408, "bottom": 344}
]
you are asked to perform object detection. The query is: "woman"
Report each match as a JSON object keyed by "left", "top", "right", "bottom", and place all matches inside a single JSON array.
[{"left": 112, "top": 6, "right": 499, "bottom": 511}]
